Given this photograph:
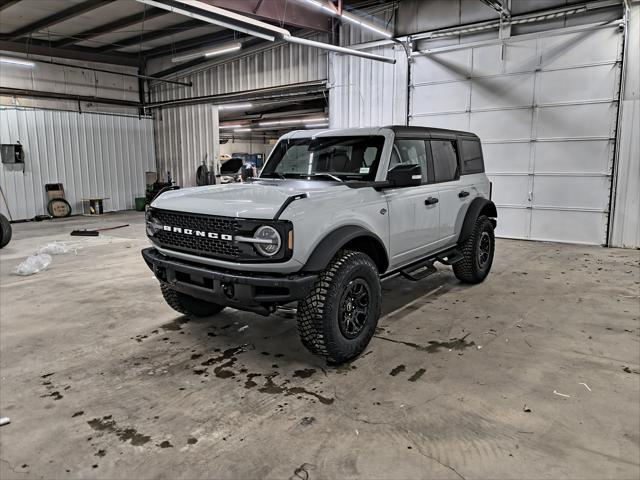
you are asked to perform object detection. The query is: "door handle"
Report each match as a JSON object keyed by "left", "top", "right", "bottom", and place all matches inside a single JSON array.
[
  {"left": 425, "top": 197, "right": 439, "bottom": 205},
  {"left": 458, "top": 190, "right": 470, "bottom": 198}
]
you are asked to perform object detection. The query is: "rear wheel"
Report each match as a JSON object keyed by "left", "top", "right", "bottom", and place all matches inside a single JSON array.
[
  {"left": 296, "top": 250, "right": 381, "bottom": 364},
  {"left": 453, "top": 214, "right": 495, "bottom": 284},
  {"left": 160, "top": 283, "right": 225, "bottom": 318}
]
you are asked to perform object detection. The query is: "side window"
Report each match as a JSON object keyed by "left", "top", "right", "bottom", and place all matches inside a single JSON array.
[
  {"left": 430, "top": 139, "right": 459, "bottom": 183},
  {"left": 460, "top": 139, "right": 484, "bottom": 175},
  {"left": 389, "top": 139, "right": 429, "bottom": 183}
]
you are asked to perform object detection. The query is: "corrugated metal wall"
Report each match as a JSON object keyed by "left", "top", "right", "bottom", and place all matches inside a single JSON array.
[
  {"left": 0, "top": 108, "right": 155, "bottom": 220},
  {"left": 149, "top": 34, "right": 329, "bottom": 103},
  {"left": 329, "top": 45, "right": 407, "bottom": 128},
  {"left": 330, "top": 4, "right": 407, "bottom": 128},
  {"left": 153, "top": 103, "right": 219, "bottom": 188}
]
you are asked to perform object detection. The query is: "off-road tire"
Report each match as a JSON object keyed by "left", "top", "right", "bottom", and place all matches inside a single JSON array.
[
  {"left": 0, "top": 214, "right": 11, "bottom": 249},
  {"left": 296, "top": 250, "right": 382, "bottom": 364},
  {"left": 453, "top": 214, "right": 495, "bottom": 284},
  {"left": 160, "top": 283, "right": 225, "bottom": 318}
]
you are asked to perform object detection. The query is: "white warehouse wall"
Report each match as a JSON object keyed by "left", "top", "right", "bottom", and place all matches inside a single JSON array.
[
  {"left": 0, "top": 108, "right": 155, "bottom": 221},
  {"left": 0, "top": 52, "right": 155, "bottom": 220}
]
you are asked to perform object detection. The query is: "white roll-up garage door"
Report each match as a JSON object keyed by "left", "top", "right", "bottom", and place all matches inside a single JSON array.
[{"left": 410, "top": 24, "right": 623, "bottom": 245}]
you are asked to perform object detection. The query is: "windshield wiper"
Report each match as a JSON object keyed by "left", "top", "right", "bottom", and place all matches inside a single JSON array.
[{"left": 308, "top": 173, "right": 344, "bottom": 182}]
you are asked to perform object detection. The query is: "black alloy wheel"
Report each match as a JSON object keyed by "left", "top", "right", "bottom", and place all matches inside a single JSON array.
[{"left": 339, "top": 278, "right": 371, "bottom": 339}]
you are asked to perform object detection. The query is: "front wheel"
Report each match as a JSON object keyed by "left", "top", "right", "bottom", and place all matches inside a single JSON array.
[
  {"left": 453, "top": 214, "right": 495, "bottom": 284},
  {"left": 160, "top": 283, "right": 225, "bottom": 318},
  {"left": 296, "top": 250, "right": 382, "bottom": 364}
]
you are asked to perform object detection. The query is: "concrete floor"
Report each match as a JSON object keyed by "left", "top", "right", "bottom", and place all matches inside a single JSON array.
[{"left": 0, "top": 211, "right": 638, "bottom": 480}]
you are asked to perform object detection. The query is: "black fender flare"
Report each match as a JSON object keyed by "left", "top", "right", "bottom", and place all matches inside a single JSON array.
[
  {"left": 458, "top": 198, "right": 498, "bottom": 244},
  {"left": 302, "top": 225, "right": 388, "bottom": 273}
]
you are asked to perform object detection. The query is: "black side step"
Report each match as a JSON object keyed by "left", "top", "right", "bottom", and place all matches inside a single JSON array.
[
  {"left": 400, "top": 260, "right": 437, "bottom": 281},
  {"left": 381, "top": 246, "right": 465, "bottom": 281},
  {"left": 436, "top": 248, "right": 464, "bottom": 265}
]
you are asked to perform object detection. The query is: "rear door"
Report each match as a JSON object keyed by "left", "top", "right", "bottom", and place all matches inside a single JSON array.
[
  {"left": 428, "top": 138, "right": 469, "bottom": 244},
  {"left": 385, "top": 138, "right": 441, "bottom": 265}
]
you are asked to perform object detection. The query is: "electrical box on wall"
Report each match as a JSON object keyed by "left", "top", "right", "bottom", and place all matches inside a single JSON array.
[{"left": 1, "top": 144, "right": 24, "bottom": 164}]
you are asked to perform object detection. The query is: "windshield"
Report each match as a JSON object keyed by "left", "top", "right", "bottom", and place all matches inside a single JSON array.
[{"left": 260, "top": 136, "right": 385, "bottom": 181}]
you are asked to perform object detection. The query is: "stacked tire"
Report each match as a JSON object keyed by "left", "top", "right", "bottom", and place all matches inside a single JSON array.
[{"left": 0, "top": 213, "right": 11, "bottom": 249}]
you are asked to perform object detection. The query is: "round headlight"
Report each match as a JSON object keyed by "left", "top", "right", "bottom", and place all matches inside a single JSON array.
[{"left": 254, "top": 226, "right": 281, "bottom": 257}]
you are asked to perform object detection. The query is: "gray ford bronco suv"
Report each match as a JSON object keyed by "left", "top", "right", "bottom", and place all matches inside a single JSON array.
[{"left": 143, "top": 126, "right": 497, "bottom": 363}]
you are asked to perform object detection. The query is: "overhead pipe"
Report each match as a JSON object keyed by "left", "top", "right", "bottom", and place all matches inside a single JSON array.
[
  {"left": 283, "top": 35, "right": 395, "bottom": 63},
  {"left": 145, "top": 80, "right": 328, "bottom": 108},
  {"left": 0, "top": 88, "right": 143, "bottom": 108}
]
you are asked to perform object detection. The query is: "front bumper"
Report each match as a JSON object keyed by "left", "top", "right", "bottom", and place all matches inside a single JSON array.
[{"left": 142, "top": 248, "right": 317, "bottom": 315}]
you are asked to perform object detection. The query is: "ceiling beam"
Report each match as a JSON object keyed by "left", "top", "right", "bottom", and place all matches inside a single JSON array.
[
  {"left": 206, "top": 0, "right": 331, "bottom": 32},
  {"left": 0, "top": 40, "right": 141, "bottom": 66},
  {"left": 54, "top": 7, "right": 169, "bottom": 48},
  {"left": 0, "top": 0, "right": 21, "bottom": 13},
  {"left": 93, "top": 18, "right": 204, "bottom": 53},
  {"left": 3, "top": 0, "right": 116, "bottom": 41}
]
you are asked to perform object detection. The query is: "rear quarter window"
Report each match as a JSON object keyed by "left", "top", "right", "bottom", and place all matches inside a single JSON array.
[{"left": 460, "top": 139, "right": 484, "bottom": 175}]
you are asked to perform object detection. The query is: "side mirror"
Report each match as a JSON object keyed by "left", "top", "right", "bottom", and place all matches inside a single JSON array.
[{"left": 387, "top": 164, "right": 423, "bottom": 188}]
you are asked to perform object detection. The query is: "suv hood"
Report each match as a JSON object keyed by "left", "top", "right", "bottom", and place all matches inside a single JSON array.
[{"left": 151, "top": 180, "right": 343, "bottom": 219}]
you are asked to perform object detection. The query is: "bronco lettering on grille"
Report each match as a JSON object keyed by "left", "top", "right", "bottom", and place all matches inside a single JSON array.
[{"left": 162, "top": 225, "right": 233, "bottom": 241}]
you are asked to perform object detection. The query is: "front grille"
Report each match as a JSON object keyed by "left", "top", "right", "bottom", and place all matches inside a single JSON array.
[{"left": 152, "top": 210, "right": 242, "bottom": 260}]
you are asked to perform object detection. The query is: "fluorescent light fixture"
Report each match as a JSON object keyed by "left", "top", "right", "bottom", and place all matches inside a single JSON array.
[
  {"left": 234, "top": 128, "right": 252, "bottom": 132},
  {"left": 205, "top": 43, "right": 241, "bottom": 57},
  {"left": 218, "top": 102, "right": 252, "bottom": 111},
  {"left": 220, "top": 124, "right": 245, "bottom": 129},
  {"left": 301, "top": 0, "right": 337, "bottom": 14},
  {"left": 172, "top": 42, "right": 241, "bottom": 63},
  {"left": 259, "top": 116, "right": 327, "bottom": 127},
  {"left": 341, "top": 11, "right": 393, "bottom": 38},
  {"left": 0, "top": 57, "right": 35, "bottom": 67}
]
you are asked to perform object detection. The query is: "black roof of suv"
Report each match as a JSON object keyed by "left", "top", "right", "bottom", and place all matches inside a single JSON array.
[{"left": 384, "top": 125, "right": 480, "bottom": 140}]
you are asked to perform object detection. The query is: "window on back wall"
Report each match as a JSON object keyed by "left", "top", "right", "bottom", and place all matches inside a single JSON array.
[
  {"left": 459, "top": 139, "right": 484, "bottom": 175},
  {"left": 430, "top": 139, "right": 459, "bottom": 183}
]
